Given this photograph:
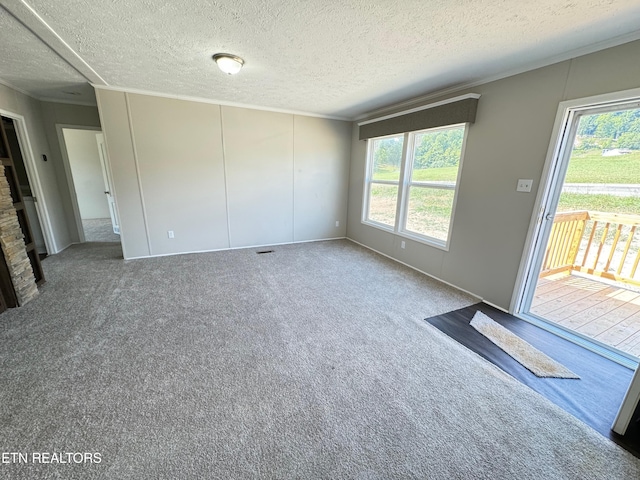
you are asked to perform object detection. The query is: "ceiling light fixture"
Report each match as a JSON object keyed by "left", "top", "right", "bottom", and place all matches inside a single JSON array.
[{"left": 212, "top": 53, "right": 244, "bottom": 75}]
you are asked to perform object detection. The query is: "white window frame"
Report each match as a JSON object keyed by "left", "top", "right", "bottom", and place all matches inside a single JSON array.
[
  {"left": 362, "top": 132, "right": 407, "bottom": 233},
  {"left": 362, "top": 123, "right": 469, "bottom": 250}
]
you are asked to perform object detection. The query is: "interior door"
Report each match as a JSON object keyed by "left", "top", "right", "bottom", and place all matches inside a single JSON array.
[{"left": 96, "top": 133, "right": 120, "bottom": 235}]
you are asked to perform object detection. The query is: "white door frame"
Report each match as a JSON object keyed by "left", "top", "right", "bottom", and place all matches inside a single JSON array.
[
  {"left": 510, "top": 87, "right": 640, "bottom": 437},
  {"left": 0, "top": 108, "right": 56, "bottom": 254},
  {"left": 95, "top": 133, "right": 120, "bottom": 235},
  {"left": 613, "top": 366, "right": 640, "bottom": 435},
  {"left": 510, "top": 86, "right": 640, "bottom": 315},
  {"left": 56, "top": 124, "right": 103, "bottom": 243}
]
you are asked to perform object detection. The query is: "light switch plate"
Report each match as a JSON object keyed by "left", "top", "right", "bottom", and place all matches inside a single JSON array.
[{"left": 517, "top": 179, "right": 533, "bottom": 192}]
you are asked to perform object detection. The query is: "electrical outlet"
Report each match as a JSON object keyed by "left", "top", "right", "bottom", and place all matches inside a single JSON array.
[
  {"left": 517, "top": 179, "right": 533, "bottom": 192},
  {"left": 335, "top": 221, "right": 339, "bottom": 227},
  {"left": 168, "top": 230, "right": 174, "bottom": 239},
  {"left": 401, "top": 241, "right": 406, "bottom": 249}
]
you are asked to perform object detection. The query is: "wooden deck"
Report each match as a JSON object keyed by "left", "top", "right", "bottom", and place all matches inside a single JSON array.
[{"left": 530, "top": 273, "right": 640, "bottom": 358}]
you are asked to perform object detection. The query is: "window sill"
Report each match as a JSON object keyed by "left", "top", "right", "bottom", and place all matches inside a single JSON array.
[
  {"left": 361, "top": 219, "right": 450, "bottom": 251},
  {"left": 361, "top": 218, "right": 395, "bottom": 233}
]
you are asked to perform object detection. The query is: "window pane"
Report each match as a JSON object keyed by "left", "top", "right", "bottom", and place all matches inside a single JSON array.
[
  {"left": 405, "top": 187, "right": 455, "bottom": 241},
  {"left": 371, "top": 135, "right": 404, "bottom": 181},
  {"left": 411, "top": 127, "right": 463, "bottom": 183},
  {"left": 368, "top": 183, "right": 398, "bottom": 227}
]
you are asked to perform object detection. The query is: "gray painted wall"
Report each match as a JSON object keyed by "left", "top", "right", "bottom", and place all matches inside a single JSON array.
[
  {"left": 0, "top": 90, "right": 101, "bottom": 253},
  {"left": 63, "top": 128, "right": 109, "bottom": 220},
  {"left": 294, "top": 115, "right": 351, "bottom": 242},
  {"left": 95, "top": 90, "right": 351, "bottom": 259},
  {"left": 347, "top": 39, "right": 640, "bottom": 310},
  {"left": 0, "top": 85, "right": 68, "bottom": 253}
]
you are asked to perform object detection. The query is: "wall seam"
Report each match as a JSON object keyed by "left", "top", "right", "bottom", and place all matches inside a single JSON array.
[
  {"left": 292, "top": 115, "right": 296, "bottom": 242},
  {"left": 219, "top": 106, "right": 232, "bottom": 248},
  {"left": 124, "top": 93, "right": 153, "bottom": 256},
  {"left": 561, "top": 59, "right": 574, "bottom": 101}
]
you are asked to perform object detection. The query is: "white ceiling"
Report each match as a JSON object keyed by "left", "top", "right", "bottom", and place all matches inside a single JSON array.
[{"left": 1, "top": 0, "right": 640, "bottom": 119}]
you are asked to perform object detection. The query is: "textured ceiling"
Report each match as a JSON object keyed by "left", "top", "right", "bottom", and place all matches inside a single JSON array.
[
  {"left": 0, "top": 6, "right": 93, "bottom": 101},
  {"left": 1, "top": 1, "right": 640, "bottom": 118}
]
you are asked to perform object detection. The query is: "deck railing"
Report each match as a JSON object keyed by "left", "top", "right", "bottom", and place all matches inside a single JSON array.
[{"left": 540, "top": 210, "right": 640, "bottom": 287}]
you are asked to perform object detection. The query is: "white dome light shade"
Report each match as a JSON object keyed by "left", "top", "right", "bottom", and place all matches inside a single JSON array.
[{"left": 213, "top": 54, "right": 244, "bottom": 75}]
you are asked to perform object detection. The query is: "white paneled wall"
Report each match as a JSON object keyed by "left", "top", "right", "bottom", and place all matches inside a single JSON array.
[
  {"left": 95, "top": 90, "right": 351, "bottom": 259},
  {"left": 128, "top": 95, "right": 229, "bottom": 255},
  {"left": 223, "top": 106, "right": 294, "bottom": 248},
  {"left": 95, "top": 90, "right": 149, "bottom": 258}
]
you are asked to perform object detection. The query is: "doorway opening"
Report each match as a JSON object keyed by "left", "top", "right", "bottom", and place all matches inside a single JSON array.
[
  {"left": 517, "top": 96, "right": 640, "bottom": 369},
  {"left": 0, "top": 112, "right": 45, "bottom": 309},
  {"left": 58, "top": 127, "right": 120, "bottom": 243},
  {"left": 2, "top": 116, "right": 48, "bottom": 258}
]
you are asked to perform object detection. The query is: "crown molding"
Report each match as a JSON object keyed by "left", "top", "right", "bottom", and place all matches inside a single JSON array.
[
  {"left": 1, "top": 0, "right": 107, "bottom": 85},
  {"left": 36, "top": 96, "right": 97, "bottom": 107},
  {"left": 91, "top": 84, "right": 352, "bottom": 121},
  {"left": 355, "top": 30, "right": 640, "bottom": 122},
  {"left": 0, "top": 77, "right": 97, "bottom": 107},
  {"left": 0, "top": 77, "right": 33, "bottom": 98}
]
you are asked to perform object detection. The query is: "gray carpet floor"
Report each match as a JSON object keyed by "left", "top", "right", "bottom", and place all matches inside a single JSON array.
[
  {"left": 82, "top": 218, "right": 120, "bottom": 242},
  {"left": 0, "top": 239, "right": 639, "bottom": 479}
]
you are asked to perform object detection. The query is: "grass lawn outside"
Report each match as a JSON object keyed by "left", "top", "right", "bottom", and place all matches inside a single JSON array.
[
  {"left": 368, "top": 184, "right": 454, "bottom": 241},
  {"left": 373, "top": 148, "right": 640, "bottom": 185},
  {"left": 367, "top": 149, "right": 640, "bottom": 244},
  {"left": 405, "top": 188, "right": 454, "bottom": 241},
  {"left": 557, "top": 193, "right": 640, "bottom": 215},
  {"left": 560, "top": 149, "right": 640, "bottom": 213},
  {"left": 565, "top": 149, "right": 640, "bottom": 184},
  {"left": 369, "top": 165, "right": 459, "bottom": 240},
  {"left": 373, "top": 166, "right": 458, "bottom": 182},
  {"left": 368, "top": 184, "right": 397, "bottom": 228}
]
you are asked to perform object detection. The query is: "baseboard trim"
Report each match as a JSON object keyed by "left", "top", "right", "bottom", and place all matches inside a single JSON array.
[
  {"left": 53, "top": 241, "right": 77, "bottom": 254},
  {"left": 123, "top": 237, "right": 348, "bottom": 260},
  {"left": 346, "top": 237, "right": 482, "bottom": 302},
  {"left": 482, "top": 300, "right": 509, "bottom": 313}
]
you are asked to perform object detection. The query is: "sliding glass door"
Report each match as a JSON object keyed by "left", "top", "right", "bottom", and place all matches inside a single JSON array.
[{"left": 518, "top": 99, "right": 640, "bottom": 366}]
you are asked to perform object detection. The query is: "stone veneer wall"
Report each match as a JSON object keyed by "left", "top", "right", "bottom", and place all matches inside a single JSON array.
[{"left": 0, "top": 166, "right": 38, "bottom": 306}]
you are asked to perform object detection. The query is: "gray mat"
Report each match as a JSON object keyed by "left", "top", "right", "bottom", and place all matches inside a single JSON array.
[
  {"left": 471, "top": 310, "right": 580, "bottom": 378},
  {"left": 0, "top": 240, "right": 638, "bottom": 479}
]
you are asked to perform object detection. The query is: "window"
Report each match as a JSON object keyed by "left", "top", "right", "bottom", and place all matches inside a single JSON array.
[
  {"left": 363, "top": 124, "right": 468, "bottom": 249},
  {"left": 364, "top": 134, "right": 404, "bottom": 229}
]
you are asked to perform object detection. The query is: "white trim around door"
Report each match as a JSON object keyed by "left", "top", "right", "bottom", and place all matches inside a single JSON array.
[
  {"left": 510, "top": 86, "right": 640, "bottom": 437},
  {"left": 56, "top": 124, "right": 103, "bottom": 244},
  {"left": 511, "top": 86, "right": 640, "bottom": 317},
  {"left": 0, "top": 108, "right": 56, "bottom": 254}
]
